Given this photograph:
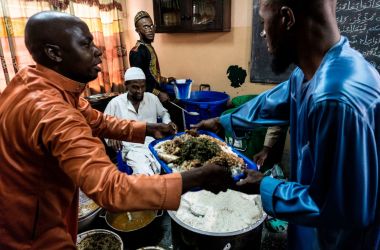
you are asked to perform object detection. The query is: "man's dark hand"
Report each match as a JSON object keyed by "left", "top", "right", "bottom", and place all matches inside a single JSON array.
[
  {"left": 190, "top": 117, "right": 222, "bottom": 132},
  {"left": 181, "top": 163, "right": 233, "bottom": 194},
  {"left": 168, "top": 122, "right": 178, "bottom": 133},
  {"left": 232, "top": 169, "right": 264, "bottom": 194},
  {"left": 108, "top": 139, "right": 122, "bottom": 152},
  {"left": 253, "top": 146, "right": 271, "bottom": 169},
  {"left": 146, "top": 123, "right": 176, "bottom": 139},
  {"left": 158, "top": 91, "right": 170, "bottom": 103},
  {"left": 167, "top": 77, "right": 176, "bottom": 83}
]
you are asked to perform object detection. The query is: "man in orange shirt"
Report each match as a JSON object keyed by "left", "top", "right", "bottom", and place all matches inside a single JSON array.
[{"left": 0, "top": 11, "right": 231, "bottom": 249}]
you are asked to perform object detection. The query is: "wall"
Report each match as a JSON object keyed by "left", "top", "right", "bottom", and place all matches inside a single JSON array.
[{"left": 123, "top": 0, "right": 276, "bottom": 98}]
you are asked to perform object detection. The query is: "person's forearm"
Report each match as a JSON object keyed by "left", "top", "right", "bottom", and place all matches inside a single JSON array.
[
  {"left": 79, "top": 98, "right": 145, "bottom": 143},
  {"left": 264, "top": 126, "right": 283, "bottom": 147}
]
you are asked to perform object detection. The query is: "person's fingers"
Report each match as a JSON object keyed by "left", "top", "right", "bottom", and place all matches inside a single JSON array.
[
  {"left": 117, "top": 141, "right": 122, "bottom": 151},
  {"left": 165, "top": 124, "right": 174, "bottom": 135},
  {"left": 169, "top": 123, "right": 177, "bottom": 133},
  {"left": 190, "top": 121, "right": 203, "bottom": 130},
  {"left": 236, "top": 177, "right": 249, "bottom": 186},
  {"left": 168, "top": 77, "right": 176, "bottom": 83},
  {"left": 189, "top": 123, "right": 198, "bottom": 128},
  {"left": 109, "top": 140, "right": 115, "bottom": 150},
  {"left": 155, "top": 132, "right": 164, "bottom": 139},
  {"left": 111, "top": 140, "right": 121, "bottom": 151},
  {"left": 253, "top": 156, "right": 259, "bottom": 163}
]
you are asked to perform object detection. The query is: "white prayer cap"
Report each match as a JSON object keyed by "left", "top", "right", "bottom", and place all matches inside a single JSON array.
[{"left": 124, "top": 67, "right": 146, "bottom": 82}]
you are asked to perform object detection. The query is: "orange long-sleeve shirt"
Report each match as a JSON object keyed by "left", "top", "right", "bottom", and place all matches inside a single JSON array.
[{"left": 0, "top": 65, "right": 182, "bottom": 249}]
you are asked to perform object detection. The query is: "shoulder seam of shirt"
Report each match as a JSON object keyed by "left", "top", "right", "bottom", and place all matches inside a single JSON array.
[{"left": 310, "top": 99, "right": 372, "bottom": 129}]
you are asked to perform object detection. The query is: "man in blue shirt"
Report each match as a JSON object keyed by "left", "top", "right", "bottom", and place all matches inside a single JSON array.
[{"left": 194, "top": 0, "right": 380, "bottom": 249}]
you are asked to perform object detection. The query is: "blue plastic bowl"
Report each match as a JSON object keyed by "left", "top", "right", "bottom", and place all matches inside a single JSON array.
[{"left": 148, "top": 130, "right": 257, "bottom": 182}]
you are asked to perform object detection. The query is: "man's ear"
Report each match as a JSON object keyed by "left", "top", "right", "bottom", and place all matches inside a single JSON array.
[
  {"left": 44, "top": 44, "right": 63, "bottom": 63},
  {"left": 135, "top": 27, "right": 143, "bottom": 37},
  {"left": 280, "top": 6, "right": 295, "bottom": 31}
]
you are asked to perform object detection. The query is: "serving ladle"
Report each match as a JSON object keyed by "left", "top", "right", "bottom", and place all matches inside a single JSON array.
[{"left": 168, "top": 101, "right": 200, "bottom": 116}]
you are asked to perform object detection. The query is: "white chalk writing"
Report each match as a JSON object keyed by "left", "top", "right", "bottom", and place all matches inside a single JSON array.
[{"left": 336, "top": 0, "right": 380, "bottom": 70}]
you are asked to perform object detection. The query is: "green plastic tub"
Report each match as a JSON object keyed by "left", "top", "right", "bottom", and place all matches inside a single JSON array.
[
  {"left": 222, "top": 107, "right": 267, "bottom": 160},
  {"left": 223, "top": 94, "right": 287, "bottom": 172}
]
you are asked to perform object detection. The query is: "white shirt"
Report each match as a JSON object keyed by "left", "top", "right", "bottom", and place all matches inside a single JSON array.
[
  {"left": 105, "top": 92, "right": 171, "bottom": 125},
  {"left": 104, "top": 92, "right": 171, "bottom": 175}
]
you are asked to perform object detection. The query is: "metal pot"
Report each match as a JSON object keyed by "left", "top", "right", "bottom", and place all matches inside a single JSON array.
[
  {"left": 136, "top": 246, "right": 167, "bottom": 250},
  {"left": 77, "top": 229, "right": 123, "bottom": 250},
  {"left": 78, "top": 207, "right": 102, "bottom": 232},
  {"left": 78, "top": 190, "right": 102, "bottom": 232},
  {"left": 168, "top": 210, "right": 266, "bottom": 250},
  {"left": 100, "top": 210, "right": 163, "bottom": 233}
]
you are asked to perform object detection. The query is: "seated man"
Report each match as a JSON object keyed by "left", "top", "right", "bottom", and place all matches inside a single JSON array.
[{"left": 105, "top": 67, "right": 177, "bottom": 175}]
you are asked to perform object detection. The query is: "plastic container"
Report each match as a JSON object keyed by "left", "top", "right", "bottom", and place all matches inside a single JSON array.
[
  {"left": 223, "top": 94, "right": 267, "bottom": 159},
  {"left": 148, "top": 130, "right": 257, "bottom": 182},
  {"left": 231, "top": 94, "right": 257, "bottom": 107},
  {"left": 161, "top": 81, "right": 175, "bottom": 96},
  {"left": 223, "top": 94, "right": 288, "bottom": 172},
  {"left": 222, "top": 107, "right": 267, "bottom": 160},
  {"left": 173, "top": 79, "right": 192, "bottom": 99},
  {"left": 180, "top": 91, "right": 229, "bottom": 129}
]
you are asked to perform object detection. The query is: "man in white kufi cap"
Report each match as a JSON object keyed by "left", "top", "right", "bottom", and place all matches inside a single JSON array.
[
  {"left": 124, "top": 67, "right": 146, "bottom": 81},
  {"left": 105, "top": 67, "right": 177, "bottom": 175}
]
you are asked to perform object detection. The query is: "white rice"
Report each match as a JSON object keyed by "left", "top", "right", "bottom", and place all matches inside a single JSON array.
[{"left": 174, "top": 189, "right": 264, "bottom": 233}]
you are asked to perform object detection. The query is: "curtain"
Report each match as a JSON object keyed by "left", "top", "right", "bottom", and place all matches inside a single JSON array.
[{"left": 0, "top": 0, "right": 127, "bottom": 94}]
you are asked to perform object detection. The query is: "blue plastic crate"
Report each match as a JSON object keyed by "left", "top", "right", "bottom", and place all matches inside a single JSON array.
[{"left": 148, "top": 130, "right": 257, "bottom": 182}]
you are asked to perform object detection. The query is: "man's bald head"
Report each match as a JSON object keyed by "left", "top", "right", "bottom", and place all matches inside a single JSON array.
[
  {"left": 24, "top": 11, "right": 102, "bottom": 83},
  {"left": 25, "top": 11, "right": 84, "bottom": 65}
]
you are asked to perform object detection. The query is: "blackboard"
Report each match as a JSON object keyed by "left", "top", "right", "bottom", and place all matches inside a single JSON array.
[{"left": 250, "top": 0, "right": 380, "bottom": 83}]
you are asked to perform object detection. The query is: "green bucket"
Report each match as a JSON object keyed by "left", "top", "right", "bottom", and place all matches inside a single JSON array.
[
  {"left": 231, "top": 94, "right": 258, "bottom": 107},
  {"left": 222, "top": 107, "right": 268, "bottom": 160},
  {"left": 223, "top": 94, "right": 287, "bottom": 172}
]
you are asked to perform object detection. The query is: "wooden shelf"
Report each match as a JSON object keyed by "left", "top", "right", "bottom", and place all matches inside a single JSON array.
[{"left": 153, "top": 0, "right": 231, "bottom": 33}]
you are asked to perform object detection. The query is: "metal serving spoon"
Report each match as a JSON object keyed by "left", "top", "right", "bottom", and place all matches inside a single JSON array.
[{"left": 168, "top": 101, "right": 200, "bottom": 116}]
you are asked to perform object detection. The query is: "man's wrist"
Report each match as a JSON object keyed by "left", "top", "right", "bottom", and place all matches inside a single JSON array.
[
  {"left": 146, "top": 123, "right": 155, "bottom": 137},
  {"left": 262, "top": 145, "right": 272, "bottom": 152},
  {"left": 180, "top": 167, "right": 203, "bottom": 193}
]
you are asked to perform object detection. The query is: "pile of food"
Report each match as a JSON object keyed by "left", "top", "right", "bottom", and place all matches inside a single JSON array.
[
  {"left": 174, "top": 189, "right": 264, "bottom": 233},
  {"left": 154, "top": 131, "right": 247, "bottom": 176}
]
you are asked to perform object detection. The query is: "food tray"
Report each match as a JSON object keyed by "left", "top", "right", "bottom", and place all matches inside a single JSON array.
[{"left": 148, "top": 130, "right": 257, "bottom": 182}]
